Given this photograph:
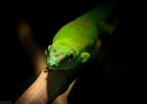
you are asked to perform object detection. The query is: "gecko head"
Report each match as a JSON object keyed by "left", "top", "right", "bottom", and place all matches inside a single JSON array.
[{"left": 45, "top": 44, "right": 78, "bottom": 70}]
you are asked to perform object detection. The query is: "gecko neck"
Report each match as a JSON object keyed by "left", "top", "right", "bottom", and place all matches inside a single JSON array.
[
  {"left": 84, "top": 2, "right": 116, "bottom": 22},
  {"left": 76, "top": 2, "right": 117, "bottom": 35}
]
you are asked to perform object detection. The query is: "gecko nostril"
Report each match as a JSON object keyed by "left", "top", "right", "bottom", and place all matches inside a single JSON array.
[{"left": 47, "top": 55, "right": 50, "bottom": 59}]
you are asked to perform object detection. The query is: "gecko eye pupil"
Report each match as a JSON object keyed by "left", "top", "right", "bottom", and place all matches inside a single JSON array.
[{"left": 68, "top": 54, "right": 73, "bottom": 59}]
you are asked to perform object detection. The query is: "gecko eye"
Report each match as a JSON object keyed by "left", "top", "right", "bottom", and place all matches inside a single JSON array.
[
  {"left": 68, "top": 54, "right": 73, "bottom": 61},
  {"left": 69, "top": 54, "right": 73, "bottom": 59}
]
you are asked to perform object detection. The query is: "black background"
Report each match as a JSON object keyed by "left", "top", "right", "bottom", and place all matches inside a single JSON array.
[{"left": 0, "top": 0, "right": 145, "bottom": 103}]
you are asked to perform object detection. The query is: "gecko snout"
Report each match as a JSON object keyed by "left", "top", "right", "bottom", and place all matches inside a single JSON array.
[{"left": 49, "top": 60, "right": 57, "bottom": 66}]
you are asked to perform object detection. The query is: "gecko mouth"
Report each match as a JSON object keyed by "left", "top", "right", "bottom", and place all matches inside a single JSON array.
[
  {"left": 48, "top": 65, "right": 69, "bottom": 70},
  {"left": 48, "top": 61, "right": 75, "bottom": 70}
]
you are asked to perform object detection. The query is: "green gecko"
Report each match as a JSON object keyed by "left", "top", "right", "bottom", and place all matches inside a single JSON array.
[{"left": 45, "top": 2, "right": 117, "bottom": 70}]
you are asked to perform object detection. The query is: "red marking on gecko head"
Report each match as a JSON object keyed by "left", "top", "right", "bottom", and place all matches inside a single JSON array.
[
  {"left": 47, "top": 56, "right": 50, "bottom": 59},
  {"left": 54, "top": 54, "right": 60, "bottom": 57},
  {"left": 61, "top": 52, "right": 64, "bottom": 55},
  {"left": 54, "top": 49, "right": 57, "bottom": 52},
  {"left": 59, "top": 59, "right": 64, "bottom": 63},
  {"left": 59, "top": 57, "right": 67, "bottom": 63},
  {"left": 54, "top": 52, "right": 64, "bottom": 57}
]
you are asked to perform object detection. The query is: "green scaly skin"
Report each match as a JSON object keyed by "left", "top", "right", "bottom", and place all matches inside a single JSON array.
[{"left": 45, "top": 3, "right": 116, "bottom": 70}]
